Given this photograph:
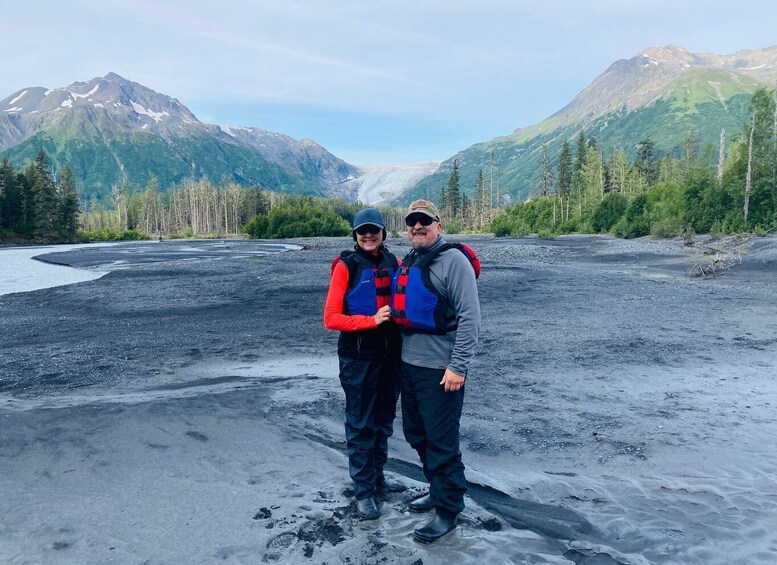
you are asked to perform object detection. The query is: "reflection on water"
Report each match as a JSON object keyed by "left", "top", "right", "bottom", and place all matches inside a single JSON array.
[{"left": 0, "top": 240, "right": 301, "bottom": 296}]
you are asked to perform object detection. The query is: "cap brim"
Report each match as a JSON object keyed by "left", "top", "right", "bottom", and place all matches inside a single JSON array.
[
  {"left": 405, "top": 210, "right": 439, "bottom": 221},
  {"left": 353, "top": 222, "right": 385, "bottom": 230}
]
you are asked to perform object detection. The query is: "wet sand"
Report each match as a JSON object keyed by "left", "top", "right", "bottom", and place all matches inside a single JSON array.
[{"left": 1, "top": 235, "right": 776, "bottom": 564}]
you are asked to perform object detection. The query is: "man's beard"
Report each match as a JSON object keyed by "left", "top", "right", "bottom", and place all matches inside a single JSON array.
[{"left": 410, "top": 233, "right": 430, "bottom": 252}]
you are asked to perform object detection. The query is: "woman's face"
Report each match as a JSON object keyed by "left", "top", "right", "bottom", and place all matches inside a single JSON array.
[{"left": 355, "top": 224, "right": 384, "bottom": 254}]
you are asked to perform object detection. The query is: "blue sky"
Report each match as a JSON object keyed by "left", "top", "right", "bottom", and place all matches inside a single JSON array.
[{"left": 2, "top": 1, "right": 775, "bottom": 163}]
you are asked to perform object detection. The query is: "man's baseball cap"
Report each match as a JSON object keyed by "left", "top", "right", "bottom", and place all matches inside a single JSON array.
[
  {"left": 352, "top": 208, "right": 385, "bottom": 230},
  {"left": 405, "top": 199, "right": 440, "bottom": 222}
]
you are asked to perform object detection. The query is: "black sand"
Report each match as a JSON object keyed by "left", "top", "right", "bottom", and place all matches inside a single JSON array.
[{"left": 1, "top": 235, "right": 776, "bottom": 564}]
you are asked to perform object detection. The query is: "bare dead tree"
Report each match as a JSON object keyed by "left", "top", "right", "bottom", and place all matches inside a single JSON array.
[
  {"left": 745, "top": 110, "right": 756, "bottom": 223},
  {"left": 489, "top": 150, "right": 494, "bottom": 222},
  {"left": 718, "top": 128, "right": 725, "bottom": 183},
  {"left": 773, "top": 88, "right": 777, "bottom": 205}
]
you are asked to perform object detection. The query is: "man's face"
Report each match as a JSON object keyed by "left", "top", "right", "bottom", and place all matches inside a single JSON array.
[{"left": 406, "top": 213, "right": 442, "bottom": 250}]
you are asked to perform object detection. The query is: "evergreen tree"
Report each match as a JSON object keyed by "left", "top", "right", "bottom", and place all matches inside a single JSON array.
[
  {"left": 18, "top": 165, "right": 36, "bottom": 236},
  {"left": 637, "top": 137, "right": 659, "bottom": 186},
  {"left": 31, "top": 150, "right": 60, "bottom": 239},
  {"left": 574, "top": 129, "right": 587, "bottom": 177},
  {"left": 0, "top": 158, "right": 19, "bottom": 232},
  {"left": 445, "top": 160, "right": 461, "bottom": 218},
  {"left": 572, "top": 129, "right": 588, "bottom": 216},
  {"left": 59, "top": 165, "right": 79, "bottom": 238},
  {"left": 556, "top": 140, "right": 572, "bottom": 198},
  {"left": 460, "top": 193, "right": 471, "bottom": 226},
  {"left": 438, "top": 184, "right": 447, "bottom": 217},
  {"left": 539, "top": 143, "right": 554, "bottom": 197}
]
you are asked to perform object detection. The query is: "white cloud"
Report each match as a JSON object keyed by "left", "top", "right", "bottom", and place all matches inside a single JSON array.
[{"left": 1, "top": 0, "right": 776, "bottom": 161}]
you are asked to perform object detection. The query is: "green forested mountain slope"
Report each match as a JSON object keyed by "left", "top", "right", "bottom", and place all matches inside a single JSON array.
[{"left": 408, "top": 46, "right": 777, "bottom": 205}]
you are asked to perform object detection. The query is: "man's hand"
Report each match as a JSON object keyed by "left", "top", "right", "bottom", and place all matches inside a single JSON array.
[
  {"left": 373, "top": 305, "right": 391, "bottom": 326},
  {"left": 440, "top": 368, "right": 465, "bottom": 392}
]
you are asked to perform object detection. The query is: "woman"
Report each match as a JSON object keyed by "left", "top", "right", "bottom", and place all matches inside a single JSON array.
[{"left": 324, "top": 208, "right": 405, "bottom": 520}]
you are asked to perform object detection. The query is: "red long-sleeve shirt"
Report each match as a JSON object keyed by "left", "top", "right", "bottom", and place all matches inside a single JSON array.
[{"left": 323, "top": 258, "right": 401, "bottom": 332}]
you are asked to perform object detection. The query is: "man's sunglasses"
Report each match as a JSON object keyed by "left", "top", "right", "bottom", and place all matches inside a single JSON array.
[
  {"left": 405, "top": 214, "right": 435, "bottom": 227},
  {"left": 355, "top": 224, "right": 382, "bottom": 235}
]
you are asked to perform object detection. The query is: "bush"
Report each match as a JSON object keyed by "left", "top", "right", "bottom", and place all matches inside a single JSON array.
[
  {"left": 490, "top": 212, "right": 530, "bottom": 237},
  {"left": 556, "top": 217, "right": 582, "bottom": 234},
  {"left": 445, "top": 218, "right": 463, "bottom": 234},
  {"left": 753, "top": 225, "right": 768, "bottom": 237},
  {"left": 243, "top": 215, "right": 270, "bottom": 238},
  {"left": 650, "top": 217, "right": 685, "bottom": 239},
  {"left": 537, "top": 229, "right": 556, "bottom": 240},
  {"left": 489, "top": 198, "right": 558, "bottom": 236},
  {"left": 722, "top": 209, "right": 745, "bottom": 233},
  {"left": 591, "top": 192, "right": 628, "bottom": 233},
  {"left": 612, "top": 216, "right": 650, "bottom": 239},
  {"left": 243, "top": 202, "right": 351, "bottom": 239},
  {"left": 612, "top": 194, "right": 651, "bottom": 239},
  {"left": 77, "top": 229, "right": 150, "bottom": 242}
]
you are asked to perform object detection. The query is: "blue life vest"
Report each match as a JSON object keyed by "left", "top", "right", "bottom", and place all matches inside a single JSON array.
[
  {"left": 335, "top": 249, "right": 398, "bottom": 316},
  {"left": 390, "top": 243, "right": 479, "bottom": 334}
]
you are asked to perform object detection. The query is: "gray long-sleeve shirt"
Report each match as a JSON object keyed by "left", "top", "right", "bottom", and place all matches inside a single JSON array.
[{"left": 400, "top": 237, "right": 481, "bottom": 376}]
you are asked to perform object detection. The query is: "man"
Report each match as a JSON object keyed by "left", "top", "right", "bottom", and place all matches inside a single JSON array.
[{"left": 390, "top": 199, "right": 481, "bottom": 543}]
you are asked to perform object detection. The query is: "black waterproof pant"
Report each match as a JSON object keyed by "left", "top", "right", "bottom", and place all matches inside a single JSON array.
[
  {"left": 400, "top": 361, "right": 466, "bottom": 516},
  {"left": 339, "top": 356, "right": 400, "bottom": 500}
]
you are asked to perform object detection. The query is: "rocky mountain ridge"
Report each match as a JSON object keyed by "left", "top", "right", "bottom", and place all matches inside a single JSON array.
[
  {"left": 551, "top": 45, "right": 777, "bottom": 126},
  {"left": 0, "top": 73, "right": 359, "bottom": 200}
]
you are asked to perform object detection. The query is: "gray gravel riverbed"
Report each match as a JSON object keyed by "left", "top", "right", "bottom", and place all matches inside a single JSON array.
[{"left": 1, "top": 235, "right": 776, "bottom": 564}]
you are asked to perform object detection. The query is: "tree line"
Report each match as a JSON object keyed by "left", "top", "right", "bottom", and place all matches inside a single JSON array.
[
  {"left": 0, "top": 150, "right": 79, "bottom": 242},
  {"left": 487, "top": 87, "right": 777, "bottom": 238},
  {"left": 4, "top": 87, "right": 775, "bottom": 243},
  {"left": 80, "top": 177, "right": 379, "bottom": 240}
]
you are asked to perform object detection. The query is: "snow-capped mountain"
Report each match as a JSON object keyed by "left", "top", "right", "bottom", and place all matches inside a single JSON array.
[{"left": 0, "top": 73, "right": 359, "bottom": 200}]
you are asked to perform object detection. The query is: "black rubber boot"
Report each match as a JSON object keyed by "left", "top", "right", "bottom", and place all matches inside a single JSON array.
[
  {"left": 408, "top": 493, "right": 433, "bottom": 513},
  {"left": 413, "top": 513, "right": 457, "bottom": 543},
  {"left": 356, "top": 497, "right": 380, "bottom": 520},
  {"left": 377, "top": 476, "right": 407, "bottom": 493}
]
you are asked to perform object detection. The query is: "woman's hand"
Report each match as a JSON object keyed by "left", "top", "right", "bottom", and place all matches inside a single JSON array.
[{"left": 373, "top": 305, "right": 391, "bottom": 325}]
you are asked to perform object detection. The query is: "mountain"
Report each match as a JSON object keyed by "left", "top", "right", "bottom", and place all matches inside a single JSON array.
[
  {"left": 409, "top": 45, "right": 777, "bottom": 205},
  {"left": 0, "top": 73, "right": 359, "bottom": 201}
]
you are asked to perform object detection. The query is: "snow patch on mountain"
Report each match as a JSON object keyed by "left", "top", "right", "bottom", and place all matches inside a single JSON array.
[
  {"left": 9, "top": 91, "right": 27, "bottom": 105},
  {"left": 71, "top": 85, "right": 100, "bottom": 99},
  {"left": 345, "top": 162, "right": 440, "bottom": 204},
  {"left": 130, "top": 101, "right": 169, "bottom": 123}
]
